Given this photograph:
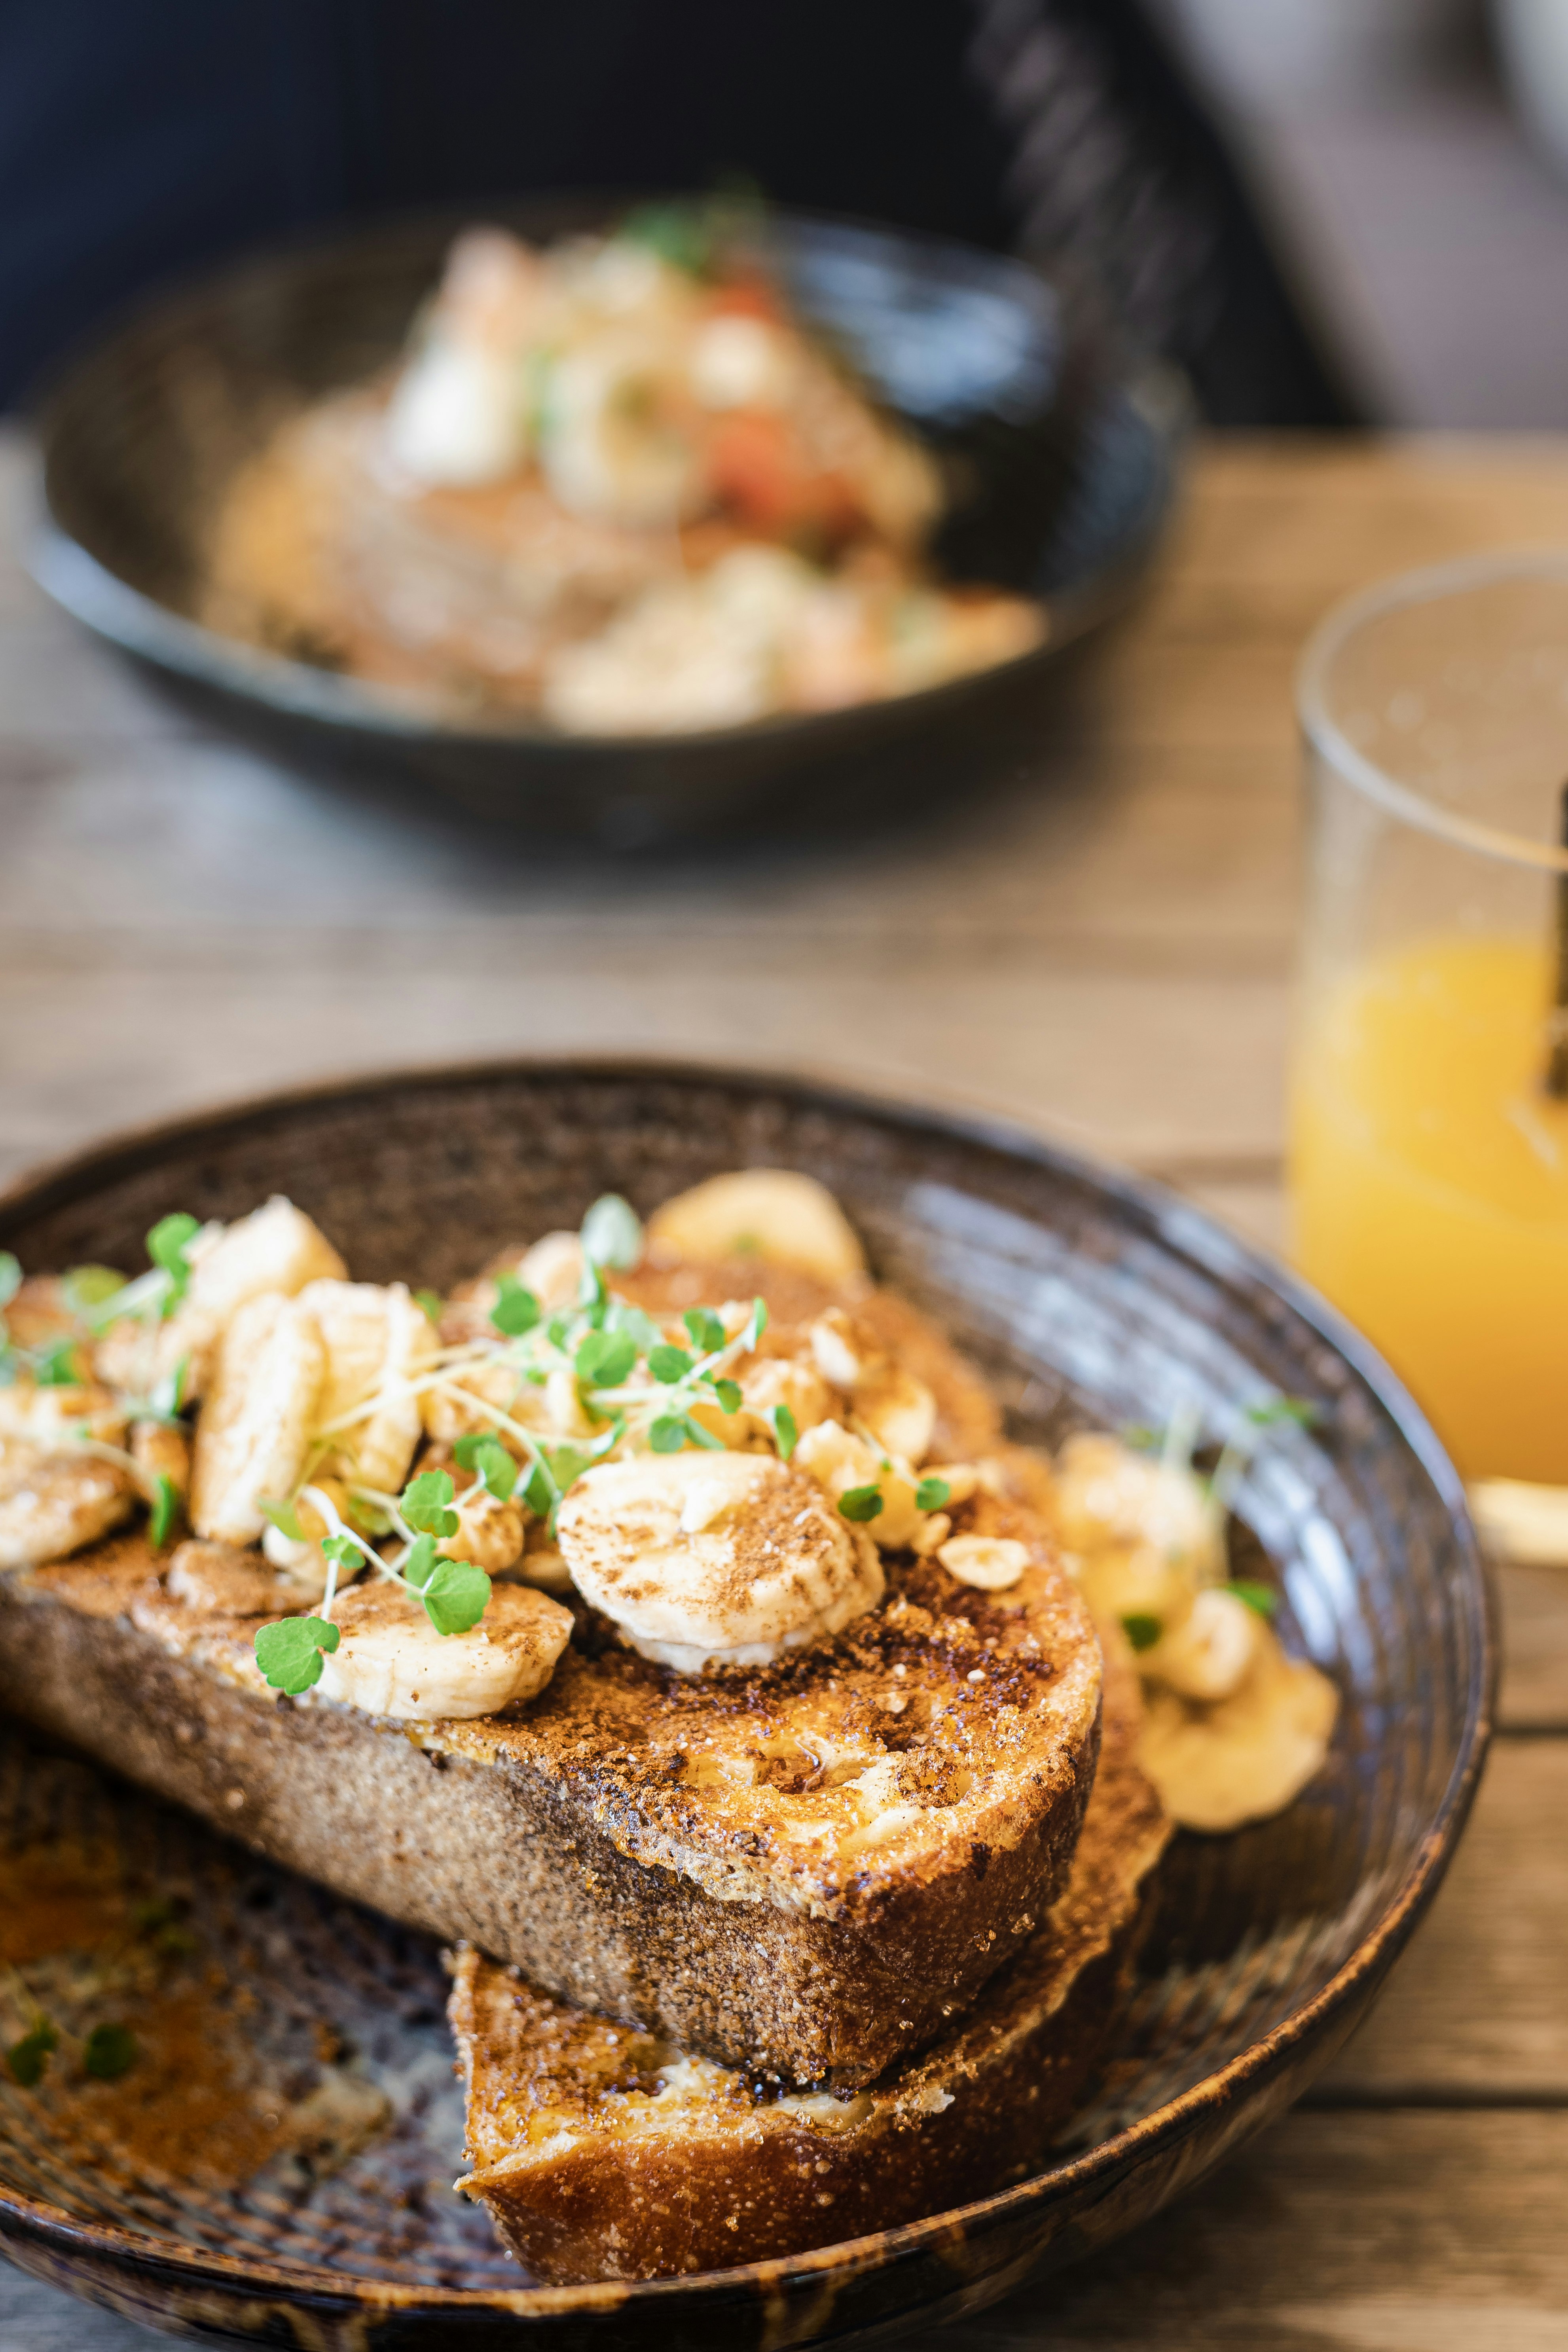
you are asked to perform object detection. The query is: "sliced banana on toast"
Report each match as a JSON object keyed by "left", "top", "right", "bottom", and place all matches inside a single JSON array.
[
  {"left": 300, "top": 1279, "right": 436, "bottom": 1497},
  {"left": 190, "top": 1294, "right": 327, "bottom": 1545},
  {"left": 317, "top": 1578, "right": 572, "bottom": 1721},
  {"left": 647, "top": 1169, "right": 866, "bottom": 1284}
]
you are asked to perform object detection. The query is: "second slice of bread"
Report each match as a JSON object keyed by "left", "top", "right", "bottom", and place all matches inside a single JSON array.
[{"left": 450, "top": 1652, "right": 1169, "bottom": 2282}]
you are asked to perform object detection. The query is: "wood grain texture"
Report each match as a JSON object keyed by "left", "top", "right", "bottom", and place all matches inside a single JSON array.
[{"left": 6, "top": 428, "right": 1568, "bottom": 2344}]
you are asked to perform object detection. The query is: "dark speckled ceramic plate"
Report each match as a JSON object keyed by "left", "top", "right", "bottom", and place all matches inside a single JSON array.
[
  {"left": 0, "top": 1060, "right": 1491, "bottom": 2348},
  {"left": 29, "top": 200, "right": 1187, "bottom": 842}
]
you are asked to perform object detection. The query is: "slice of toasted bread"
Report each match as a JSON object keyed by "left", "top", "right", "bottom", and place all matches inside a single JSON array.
[
  {"left": 0, "top": 1418, "right": 1100, "bottom": 2088},
  {"left": 450, "top": 1653, "right": 1169, "bottom": 2283}
]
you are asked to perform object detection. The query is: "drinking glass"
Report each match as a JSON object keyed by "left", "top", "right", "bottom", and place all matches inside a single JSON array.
[{"left": 1292, "top": 550, "right": 1568, "bottom": 1537}]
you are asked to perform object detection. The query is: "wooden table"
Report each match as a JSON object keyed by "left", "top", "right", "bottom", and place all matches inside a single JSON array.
[{"left": 4, "top": 429, "right": 1568, "bottom": 2349}]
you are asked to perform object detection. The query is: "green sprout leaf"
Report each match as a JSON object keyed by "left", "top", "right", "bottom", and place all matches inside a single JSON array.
[
  {"left": 1246, "top": 1398, "right": 1321, "bottom": 1432},
  {"left": 838, "top": 1484, "right": 884, "bottom": 1523},
  {"left": 421, "top": 1557, "right": 491, "bottom": 1636},
  {"left": 741, "top": 1296, "right": 769, "bottom": 1352},
  {"left": 575, "top": 1330, "right": 637, "bottom": 1390},
  {"left": 604, "top": 1300, "right": 664, "bottom": 1351},
  {"left": 521, "top": 1460, "right": 555, "bottom": 1517},
  {"left": 915, "top": 1477, "right": 952, "bottom": 1513},
  {"left": 1121, "top": 1612, "right": 1162, "bottom": 1653},
  {"left": 6, "top": 2016, "right": 57, "bottom": 2087},
  {"left": 453, "top": 1432, "right": 518, "bottom": 1502},
  {"left": 492, "top": 1274, "right": 542, "bottom": 1339},
  {"left": 0, "top": 1252, "right": 20, "bottom": 1311},
  {"left": 145, "top": 1356, "right": 189, "bottom": 1424},
  {"left": 414, "top": 1288, "right": 444, "bottom": 1325},
  {"left": 650, "top": 1415, "right": 688, "bottom": 1454},
  {"left": 61, "top": 1265, "right": 124, "bottom": 1316},
  {"left": 1225, "top": 1578, "right": 1279, "bottom": 1619},
  {"left": 708, "top": 1377, "right": 743, "bottom": 1416},
  {"left": 32, "top": 1336, "right": 83, "bottom": 1387},
  {"left": 83, "top": 2023, "right": 137, "bottom": 2081},
  {"left": 259, "top": 1496, "right": 305, "bottom": 1544},
  {"left": 320, "top": 1533, "right": 362, "bottom": 1577},
  {"left": 402, "top": 1468, "right": 459, "bottom": 1538},
  {"left": 146, "top": 1213, "right": 200, "bottom": 1311},
  {"left": 683, "top": 1307, "right": 726, "bottom": 1357},
  {"left": 254, "top": 1615, "right": 340, "bottom": 1694},
  {"left": 580, "top": 1193, "right": 643, "bottom": 1271},
  {"left": 648, "top": 1343, "right": 694, "bottom": 1385},
  {"left": 148, "top": 1474, "right": 179, "bottom": 1550},
  {"left": 403, "top": 1532, "right": 439, "bottom": 1589},
  {"left": 766, "top": 1402, "right": 798, "bottom": 1461}
]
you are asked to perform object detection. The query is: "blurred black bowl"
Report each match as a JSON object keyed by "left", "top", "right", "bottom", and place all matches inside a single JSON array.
[{"left": 29, "top": 199, "right": 1187, "bottom": 842}]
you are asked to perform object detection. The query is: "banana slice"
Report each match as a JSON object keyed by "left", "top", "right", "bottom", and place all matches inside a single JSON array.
[
  {"left": 1136, "top": 1626, "right": 1339, "bottom": 1833},
  {"left": 647, "top": 1170, "right": 866, "bottom": 1284},
  {"left": 0, "top": 1440, "right": 134, "bottom": 1568},
  {"left": 557, "top": 1450, "right": 883, "bottom": 1672},
  {"left": 299, "top": 1280, "right": 436, "bottom": 1496},
  {"left": 808, "top": 1309, "right": 935, "bottom": 1464},
  {"left": 0, "top": 1380, "right": 125, "bottom": 1449},
  {"left": 190, "top": 1294, "right": 326, "bottom": 1545},
  {"left": 102, "top": 1197, "right": 346, "bottom": 1402},
  {"left": 440, "top": 1483, "right": 526, "bottom": 1575},
  {"left": 315, "top": 1579, "right": 573, "bottom": 1722},
  {"left": 792, "top": 1419, "right": 927, "bottom": 1550},
  {"left": 1140, "top": 1586, "right": 1262, "bottom": 1703},
  {"left": 1054, "top": 1432, "right": 1224, "bottom": 1582}
]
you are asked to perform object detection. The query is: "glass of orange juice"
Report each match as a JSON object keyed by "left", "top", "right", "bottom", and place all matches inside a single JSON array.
[{"left": 1292, "top": 551, "right": 1568, "bottom": 1538}]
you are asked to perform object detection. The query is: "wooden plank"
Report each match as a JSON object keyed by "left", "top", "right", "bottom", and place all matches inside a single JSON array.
[
  {"left": 1320, "top": 1739, "right": 1568, "bottom": 2097},
  {"left": 920, "top": 2108, "right": 1568, "bottom": 2350}
]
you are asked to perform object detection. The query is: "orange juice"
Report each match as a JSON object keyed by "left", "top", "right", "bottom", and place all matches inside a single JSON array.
[{"left": 1291, "top": 935, "right": 1568, "bottom": 1481}]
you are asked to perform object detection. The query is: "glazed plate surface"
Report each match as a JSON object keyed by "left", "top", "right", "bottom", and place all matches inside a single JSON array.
[
  {"left": 30, "top": 202, "right": 1185, "bottom": 841},
  {"left": 0, "top": 1060, "right": 1490, "bottom": 2347}
]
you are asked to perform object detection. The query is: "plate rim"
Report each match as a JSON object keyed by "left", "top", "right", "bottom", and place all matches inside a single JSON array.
[{"left": 0, "top": 1051, "right": 1495, "bottom": 2320}]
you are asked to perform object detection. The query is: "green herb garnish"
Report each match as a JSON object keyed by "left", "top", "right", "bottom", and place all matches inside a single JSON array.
[
  {"left": 575, "top": 1330, "right": 637, "bottom": 1390},
  {"left": 148, "top": 1474, "right": 179, "bottom": 1550},
  {"left": 649, "top": 1344, "right": 694, "bottom": 1385},
  {"left": 254, "top": 1616, "right": 341, "bottom": 1695},
  {"left": 1225, "top": 1578, "right": 1278, "bottom": 1618},
  {"left": 838, "top": 1484, "right": 884, "bottom": 1523},
  {"left": 580, "top": 1193, "right": 643, "bottom": 1271},
  {"left": 6, "top": 2017, "right": 57, "bottom": 2087},
  {"left": 492, "top": 1274, "right": 542, "bottom": 1338},
  {"left": 83, "top": 2023, "right": 138, "bottom": 2081},
  {"left": 146, "top": 1213, "right": 200, "bottom": 1314},
  {"left": 0, "top": 1253, "right": 20, "bottom": 1311},
  {"left": 1121, "top": 1613, "right": 1162, "bottom": 1653},
  {"left": 915, "top": 1477, "right": 951, "bottom": 1512},
  {"left": 453, "top": 1432, "right": 518, "bottom": 1502},
  {"left": 766, "top": 1402, "right": 798, "bottom": 1461},
  {"left": 402, "top": 1469, "right": 460, "bottom": 1539},
  {"left": 414, "top": 1288, "right": 444, "bottom": 1325},
  {"left": 683, "top": 1307, "right": 726, "bottom": 1356}
]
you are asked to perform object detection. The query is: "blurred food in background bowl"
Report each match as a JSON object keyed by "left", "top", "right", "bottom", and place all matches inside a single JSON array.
[{"left": 31, "top": 197, "right": 1186, "bottom": 840}]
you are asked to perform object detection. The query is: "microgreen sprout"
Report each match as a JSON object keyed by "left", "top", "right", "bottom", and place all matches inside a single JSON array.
[
  {"left": 60, "top": 1265, "right": 124, "bottom": 1318},
  {"left": 252, "top": 1466, "right": 495, "bottom": 1695},
  {"left": 766, "top": 1402, "right": 798, "bottom": 1461},
  {"left": 0, "top": 1254, "right": 20, "bottom": 1313},
  {"left": 6, "top": 2015, "right": 57, "bottom": 2087},
  {"left": 146, "top": 1214, "right": 200, "bottom": 1315},
  {"left": 414, "top": 1289, "right": 444, "bottom": 1325},
  {"left": 492, "top": 1274, "right": 541, "bottom": 1338},
  {"left": 838, "top": 1484, "right": 884, "bottom": 1523},
  {"left": 32, "top": 1335, "right": 85, "bottom": 1388},
  {"left": 83, "top": 2023, "right": 138, "bottom": 2081},
  {"left": 1121, "top": 1612, "right": 1162, "bottom": 1653},
  {"left": 148, "top": 1475, "right": 179, "bottom": 1550},
  {"left": 453, "top": 1432, "right": 519, "bottom": 1502},
  {"left": 259, "top": 1496, "right": 305, "bottom": 1543},
  {"left": 580, "top": 1193, "right": 643, "bottom": 1272},
  {"left": 915, "top": 1477, "right": 951, "bottom": 1513},
  {"left": 1225, "top": 1578, "right": 1278, "bottom": 1619}
]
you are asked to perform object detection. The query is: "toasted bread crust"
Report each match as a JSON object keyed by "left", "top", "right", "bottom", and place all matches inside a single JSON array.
[
  {"left": 0, "top": 1442, "right": 1099, "bottom": 2086},
  {"left": 451, "top": 1653, "right": 1168, "bottom": 2282}
]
